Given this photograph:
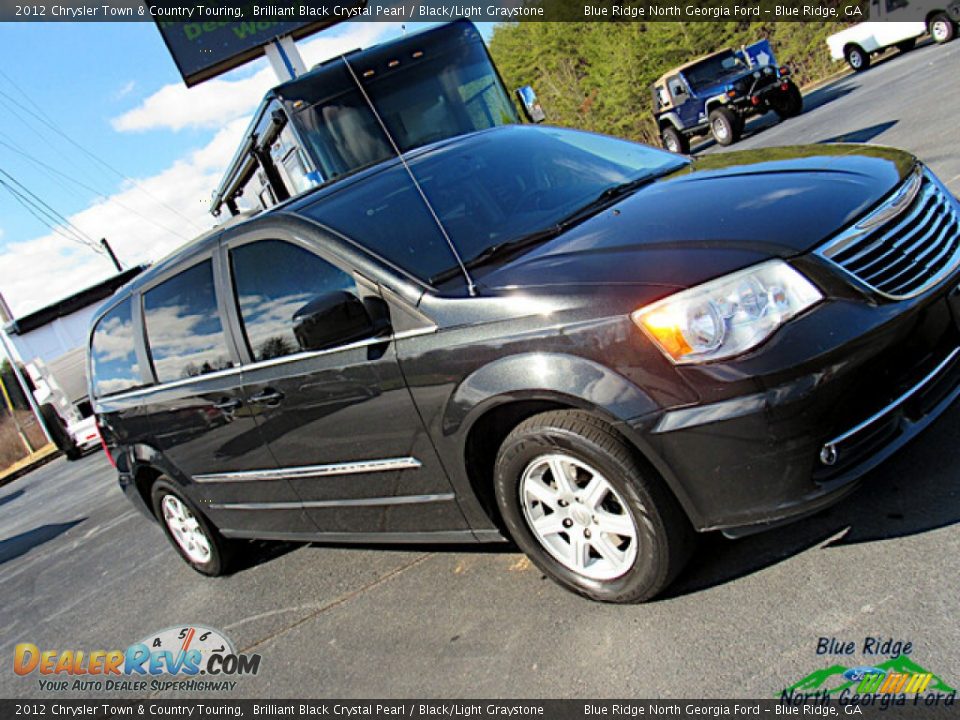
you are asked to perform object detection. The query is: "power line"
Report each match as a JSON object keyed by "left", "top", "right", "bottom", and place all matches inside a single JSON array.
[
  {"left": 0, "top": 135, "right": 194, "bottom": 241},
  {"left": 0, "top": 72, "right": 205, "bottom": 233},
  {"left": 0, "top": 165, "right": 103, "bottom": 251},
  {"left": 0, "top": 178, "right": 105, "bottom": 256}
]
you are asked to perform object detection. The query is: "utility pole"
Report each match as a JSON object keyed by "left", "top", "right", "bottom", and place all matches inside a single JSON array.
[
  {"left": 263, "top": 35, "right": 307, "bottom": 83},
  {"left": 101, "top": 238, "right": 123, "bottom": 272}
]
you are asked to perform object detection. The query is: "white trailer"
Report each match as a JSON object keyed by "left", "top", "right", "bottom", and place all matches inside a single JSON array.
[{"left": 1, "top": 267, "right": 144, "bottom": 459}]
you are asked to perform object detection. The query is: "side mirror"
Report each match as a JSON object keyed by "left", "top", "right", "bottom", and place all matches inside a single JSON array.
[
  {"left": 292, "top": 291, "right": 377, "bottom": 352},
  {"left": 516, "top": 85, "right": 546, "bottom": 123}
]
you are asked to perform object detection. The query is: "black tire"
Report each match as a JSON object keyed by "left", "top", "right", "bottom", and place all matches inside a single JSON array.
[
  {"left": 38, "top": 403, "right": 81, "bottom": 460},
  {"left": 150, "top": 478, "right": 237, "bottom": 576},
  {"left": 772, "top": 82, "right": 804, "bottom": 120},
  {"left": 493, "top": 410, "right": 694, "bottom": 603},
  {"left": 708, "top": 107, "right": 741, "bottom": 146},
  {"left": 896, "top": 38, "right": 917, "bottom": 53},
  {"left": 660, "top": 125, "right": 689, "bottom": 155},
  {"left": 930, "top": 14, "right": 957, "bottom": 44},
  {"left": 845, "top": 45, "right": 870, "bottom": 72}
]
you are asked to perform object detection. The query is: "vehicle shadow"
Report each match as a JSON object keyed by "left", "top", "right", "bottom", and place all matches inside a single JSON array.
[
  {"left": 661, "top": 402, "right": 960, "bottom": 600},
  {"left": 0, "top": 488, "right": 25, "bottom": 509},
  {"left": 0, "top": 519, "right": 85, "bottom": 566},
  {"left": 817, "top": 120, "right": 899, "bottom": 144}
]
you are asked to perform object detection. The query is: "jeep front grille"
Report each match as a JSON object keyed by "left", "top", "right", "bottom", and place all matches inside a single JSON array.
[{"left": 817, "top": 168, "right": 960, "bottom": 300}]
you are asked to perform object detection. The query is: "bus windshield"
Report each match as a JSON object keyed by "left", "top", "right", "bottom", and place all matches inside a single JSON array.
[{"left": 285, "top": 35, "right": 519, "bottom": 185}]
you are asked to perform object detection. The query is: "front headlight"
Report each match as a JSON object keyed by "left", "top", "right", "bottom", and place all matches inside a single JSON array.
[{"left": 632, "top": 259, "right": 823, "bottom": 364}]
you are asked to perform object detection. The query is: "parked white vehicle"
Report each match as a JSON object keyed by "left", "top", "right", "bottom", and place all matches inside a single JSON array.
[{"left": 827, "top": 1, "right": 957, "bottom": 71}]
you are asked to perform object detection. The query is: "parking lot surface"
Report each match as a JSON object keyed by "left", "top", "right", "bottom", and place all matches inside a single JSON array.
[{"left": 2, "top": 38, "right": 959, "bottom": 699}]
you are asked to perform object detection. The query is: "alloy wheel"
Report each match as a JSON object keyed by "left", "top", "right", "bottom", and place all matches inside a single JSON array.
[
  {"left": 519, "top": 453, "right": 639, "bottom": 580},
  {"left": 161, "top": 494, "right": 212, "bottom": 564},
  {"left": 712, "top": 118, "right": 729, "bottom": 142}
]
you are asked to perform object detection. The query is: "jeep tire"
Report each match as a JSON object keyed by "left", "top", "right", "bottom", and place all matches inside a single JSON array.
[
  {"left": 708, "top": 107, "right": 741, "bottom": 146},
  {"left": 772, "top": 82, "right": 803, "bottom": 120},
  {"left": 660, "top": 125, "right": 689, "bottom": 154}
]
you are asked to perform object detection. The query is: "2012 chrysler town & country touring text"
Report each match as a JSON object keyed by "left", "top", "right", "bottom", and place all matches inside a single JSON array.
[{"left": 89, "top": 126, "right": 960, "bottom": 602}]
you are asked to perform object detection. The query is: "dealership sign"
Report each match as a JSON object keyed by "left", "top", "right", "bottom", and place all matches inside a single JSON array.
[{"left": 150, "top": 1, "right": 360, "bottom": 86}]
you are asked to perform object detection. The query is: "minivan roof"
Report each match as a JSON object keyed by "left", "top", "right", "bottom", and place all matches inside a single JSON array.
[{"left": 91, "top": 127, "right": 495, "bottom": 319}]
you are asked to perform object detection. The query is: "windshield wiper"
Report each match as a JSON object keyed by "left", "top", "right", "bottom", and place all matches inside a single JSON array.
[
  {"left": 552, "top": 173, "right": 658, "bottom": 231},
  {"left": 430, "top": 225, "right": 565, "bottom": 285},
  {"left": 429, "top": 172, "right": 662, "bottom": 286}
]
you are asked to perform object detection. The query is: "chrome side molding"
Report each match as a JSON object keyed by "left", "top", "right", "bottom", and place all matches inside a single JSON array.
[
  {"left": 194, "top": 456, "right": 422, "bottom": 484},
  {"left": 209, "top": 492, "right": 454, "bottom": 511}
]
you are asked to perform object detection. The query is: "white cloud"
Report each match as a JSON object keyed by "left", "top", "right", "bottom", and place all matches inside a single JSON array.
[
  {"left": 114, "top": 80, "right": 136, "bottom": 100},
  {"left": 112, "top": 23, "right": 398, "bottom": 133},
  {"left": 1, "top": 21, "right": 403, "bottom": 318}
]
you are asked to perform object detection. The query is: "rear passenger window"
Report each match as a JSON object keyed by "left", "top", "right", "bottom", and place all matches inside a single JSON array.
[
  {"left": 143, "top": 260, "right": 233, "bottom": 383},
  {"left": 230, "top": 239, "right": 358, "bottom": 361},
  {"left": 90, "top": 298, "right": 141, "bottom": 397}
]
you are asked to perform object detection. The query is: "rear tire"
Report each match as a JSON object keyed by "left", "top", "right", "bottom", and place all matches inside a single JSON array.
[
  {"left": 493, "top": 410, "right": 694, "bottom": 603},
  {"left": 151, "top": 478, "right": 237, "bottom": 576},
  {"left": 708, "top": 107, "right": 741, "bottom": 146},
  {"left": 930, "top": 14, "right": 956, "bottom": 44},
  {"left": 660, "top": 125, "right": 689, "bottom": 154},
  {"left": 845, "top": 45, "right": 870, "bottom": 72},
  {"left": 38, "top": 403, "right": 81, "bottom": 461}
]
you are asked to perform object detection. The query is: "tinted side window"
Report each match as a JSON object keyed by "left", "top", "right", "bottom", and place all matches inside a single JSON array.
[
  {"left": 230, "top": 239, "right": 359, "bottom": 361},
  {"left": 90, "top": 298, "right": 141, "bottom": 397},
  {"left": 143, "top": 260, "right": 233, "bottom": 383}
]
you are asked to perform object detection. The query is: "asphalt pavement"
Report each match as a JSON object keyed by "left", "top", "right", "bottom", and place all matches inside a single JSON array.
[{"left": 2, "top": 37, "right": 960, "bottom": 700}]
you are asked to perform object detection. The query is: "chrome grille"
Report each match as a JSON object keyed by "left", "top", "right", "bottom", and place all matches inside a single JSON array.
[{"left": 817, "top": 169, "right": 960, "bottom": 300}]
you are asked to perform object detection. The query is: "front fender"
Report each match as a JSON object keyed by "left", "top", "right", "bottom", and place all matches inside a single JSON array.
[
  {"left": 658, "top": 112, "right": 683, "bottom": 131},
  {"left": 445, "top": 352, "right": 660, "bottom": 439}
]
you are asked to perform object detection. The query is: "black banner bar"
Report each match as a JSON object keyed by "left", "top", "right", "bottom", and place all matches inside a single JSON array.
[
  {"left": 0, "top": 0, "right": 921, "bottom": 23},
  {"left": 1, "top": 699, "right": 958, "bottom": 719}
]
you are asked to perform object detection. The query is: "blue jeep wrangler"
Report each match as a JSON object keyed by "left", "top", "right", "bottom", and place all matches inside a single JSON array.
[{"left": 652, "top": 41, "right": 803, "bottom": 154}]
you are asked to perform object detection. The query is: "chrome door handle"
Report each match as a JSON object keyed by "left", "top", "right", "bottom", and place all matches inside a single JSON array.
[
  {"left": 249, "top": 389, "right": 285, "bottom": 406},
  {"left": 213, "top": 398, "right": 243, "bottom": 412}
]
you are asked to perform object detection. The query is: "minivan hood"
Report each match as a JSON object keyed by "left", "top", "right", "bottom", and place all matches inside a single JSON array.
[{"left": 479, "top": 144, "right": 917, "bottom": 291}]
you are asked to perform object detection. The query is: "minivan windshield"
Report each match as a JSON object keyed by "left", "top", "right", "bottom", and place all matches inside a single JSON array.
[{"left": 304, "top": 126, "right": 687, "bottom": 287}]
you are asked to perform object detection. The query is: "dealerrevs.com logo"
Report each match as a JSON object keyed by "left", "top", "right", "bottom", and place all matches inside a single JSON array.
[{"left": 14, "top": 625, "right": 261, "bottom": 693}]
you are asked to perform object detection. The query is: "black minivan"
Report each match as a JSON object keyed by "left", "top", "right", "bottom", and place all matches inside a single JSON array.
[{"left": 90, "top": 126, "right": 960, "bottom": 602}]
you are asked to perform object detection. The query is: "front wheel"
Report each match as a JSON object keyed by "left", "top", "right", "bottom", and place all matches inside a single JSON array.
[
  {"left": 930, "top": 14, "right": 956, "bottom": 44},
  {"left": 493, "top": 411, "right": 694, "bottom": 603},
  {"left": 660, "top": 125, "right": 690, "bottom": 154},
  {"left": 845, "top": 45, "right": 870, "bottom": 72},
  {"left": 151, "top": 479, "right": 237, "bottom": 576},
  {"left": 772, "top": 83, "right": 804, "bottom": 120},
  {"left": 708, "top": 107, "right": 742, "bottom": 146}
]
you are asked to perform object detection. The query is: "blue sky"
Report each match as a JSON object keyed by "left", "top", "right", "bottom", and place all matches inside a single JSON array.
[
  {"left": 0, "top": 23, "right": 203, "bottom": 242},
  {"left": 0, "top": 20, "right": 495, "bottom": 316}
]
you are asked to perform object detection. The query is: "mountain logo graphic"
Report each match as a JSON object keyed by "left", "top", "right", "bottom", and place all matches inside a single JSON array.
[{"left": 781, "top": 655, "right": 956, "bottom": 697}]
